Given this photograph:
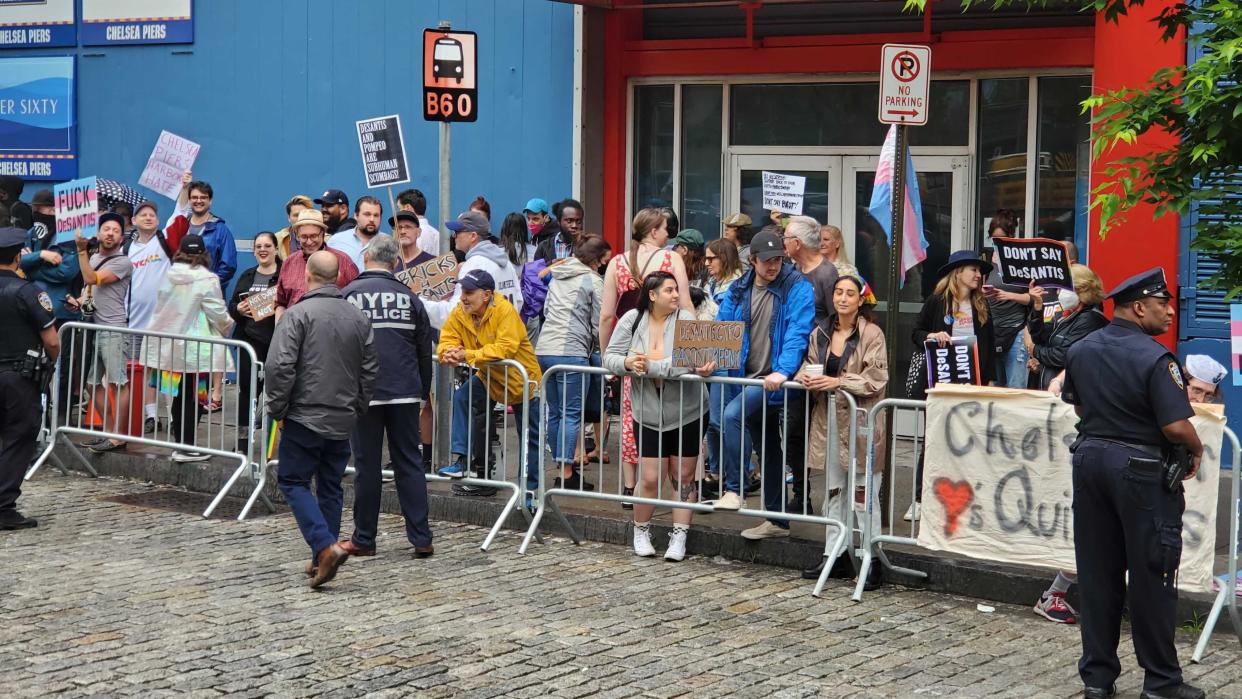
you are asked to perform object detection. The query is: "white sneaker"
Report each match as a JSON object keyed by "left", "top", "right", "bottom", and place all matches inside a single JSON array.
[
  {"left": 632, "top": 524, "right": 656, "bottom": 557},
  {"left": 664, "top": 528, "right": 687, "bottom": 562},
  {"left": 172, "top": 450, "right": 210, "bottom": 463},
  {"left": 713, "top": 491, "right": 743, "bottom": 511},
  {"left": 741, "top": 521, "right": 790, "bottom": 540},
  {"left": 903, "top": 501, "right": 921, "bottom": 522}
]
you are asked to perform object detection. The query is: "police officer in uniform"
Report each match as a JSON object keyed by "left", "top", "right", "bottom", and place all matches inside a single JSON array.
[
  {"left": 338, "top": 235, "right": 435, "bottom": 558},
  {"left": 1062, "top": 268, "right": 1205, "bottom": 699},
  {"left": 0, "top": 226, "right": 60, "bottom": 530}
]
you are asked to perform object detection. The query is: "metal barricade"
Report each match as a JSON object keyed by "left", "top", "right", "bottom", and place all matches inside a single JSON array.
[
  {"left": 852, "top": 397, "right": 930, "bottom": 601},
  {"left": 520, "top": 365, "right": 859, "bottom": 596},
  {"left": 25, "top": 322, "right": 274, "bottom": 520},
  {"left": 1193, "top": 426, "right": 1242, "bottom": 662}
]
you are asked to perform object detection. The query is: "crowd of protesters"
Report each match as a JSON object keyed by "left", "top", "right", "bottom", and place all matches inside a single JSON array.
[{"left": 2, "top": 169, "right": 1229, "bottom": 595}]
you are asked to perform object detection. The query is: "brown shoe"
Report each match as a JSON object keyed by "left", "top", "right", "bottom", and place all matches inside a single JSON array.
[
  {"left": 413, "top": 545, "right": 434, "bottom": 558},
  {"left": 309, "top": 543, "right": 349, "bottom": 589},
  {"left": 338, "top": 540, "right": 376, "bottom": 557},
  {"left": 304, "top": 561, "right": 317, "bottom": 577}
]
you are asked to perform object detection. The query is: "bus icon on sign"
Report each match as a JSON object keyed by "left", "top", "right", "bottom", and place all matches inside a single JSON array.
[{"left": 433, "top": 37, "right": 464, "bottom": 84}]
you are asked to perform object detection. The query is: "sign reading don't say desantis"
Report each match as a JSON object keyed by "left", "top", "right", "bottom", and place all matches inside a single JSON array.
[{"left": 423, "top": 28, "right": 477, "bottom": 123}]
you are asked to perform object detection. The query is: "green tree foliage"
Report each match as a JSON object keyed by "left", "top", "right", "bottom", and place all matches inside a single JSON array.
[{"left": 910, "top": 0, "right": 1242, "bottom": 296}]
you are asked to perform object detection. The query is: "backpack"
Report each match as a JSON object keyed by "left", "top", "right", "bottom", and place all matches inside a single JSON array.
[
  {"left": 123, "top": 229, "right": 173, "bottom": 259},
  {"left": 519, "top": 260, "right": 549, "bottom": 323}
]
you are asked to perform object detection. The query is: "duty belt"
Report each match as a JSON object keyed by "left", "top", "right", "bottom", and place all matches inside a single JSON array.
[{"left": 1086, "top": 437, "right": 1166, "bottom": 459}]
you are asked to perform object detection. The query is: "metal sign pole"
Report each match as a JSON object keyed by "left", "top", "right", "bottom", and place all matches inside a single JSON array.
[
  {"left": 882, "top": 123, "right": 908, "bottom": 523},
  {"left": 433, "top": 21, "right": 454, "bottom": 471}
]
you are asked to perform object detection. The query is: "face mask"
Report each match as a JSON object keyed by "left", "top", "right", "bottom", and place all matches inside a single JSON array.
[
  {"left": 31, "top": 212, "right": 55, "bottom": 245},
  {"left": 527, "top": 222, "right": 545, "bottom": 236},
  {"left": 1057, "top": 288, "right": 1080, "bottom": 311}
]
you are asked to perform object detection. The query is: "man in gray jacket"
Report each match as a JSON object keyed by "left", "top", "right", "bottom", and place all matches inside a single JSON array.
[{"left": 266, "top": 251, "right": 379, "bottom": 589}]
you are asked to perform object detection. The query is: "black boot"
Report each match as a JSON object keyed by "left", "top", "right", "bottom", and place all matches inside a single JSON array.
[
  {"left": 801, "top": 554, "right": 856, "bottom": 580},
  {"left": 1140, "top": 683, "right": 1205, "bottom": 699},
  {"left": 0, "top": 509, "right": 38, "bottom": 530}
]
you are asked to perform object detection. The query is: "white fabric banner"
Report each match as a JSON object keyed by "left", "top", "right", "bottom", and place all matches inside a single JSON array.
[{"left": 915, "top": 385, "right": 1224, "bottom": 594}]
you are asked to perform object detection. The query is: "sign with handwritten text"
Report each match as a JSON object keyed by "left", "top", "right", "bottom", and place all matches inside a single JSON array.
[
  {"left": 247, "top": 286, "right": 278, "bottom": 321},
  {"left": 761, "top": 171, "right": 805, "bottom": 216},
  {"left": 396, "top": 253, "right": 458, "bottom": 298},
  {"left": 993, "top": 236, "right": 1073, "bottom": 290},
  {"left": 53, "top": 175, "right": 97, "bottom": 244},
  {"left": 916, "top": 384, "right": 1223, "bottom": 593},
  {"left": 138, "top": 130, "right": 200, "bottom": 200},
  {"left": 672, "top": 320, "right": 744, "bottom": 371}
]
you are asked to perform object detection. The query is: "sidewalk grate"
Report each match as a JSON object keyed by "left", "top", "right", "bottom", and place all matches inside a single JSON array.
[{"left": 101, "top": 489, "right": 285, "bottom": 519}]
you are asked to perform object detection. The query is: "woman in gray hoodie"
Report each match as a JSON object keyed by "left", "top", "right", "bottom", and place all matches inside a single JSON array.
[{"left": 604, "top": 271, "right": 715, "bottom": 562}]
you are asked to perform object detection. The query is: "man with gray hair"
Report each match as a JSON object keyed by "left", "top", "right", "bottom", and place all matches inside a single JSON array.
[
  {"left": 266, "top": 250, "right": 378, "bottom": 588},
  {"left": 339, "top": 236, "right": 435, "bottom": 559}
]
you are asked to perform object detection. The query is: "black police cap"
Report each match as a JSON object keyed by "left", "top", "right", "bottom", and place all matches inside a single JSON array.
[
  {"left": 1108, "top": 267, "right": 1171, "bottom": 305},
  {"left": 0, "top": 226, "right": 27, "bottom": 248}
]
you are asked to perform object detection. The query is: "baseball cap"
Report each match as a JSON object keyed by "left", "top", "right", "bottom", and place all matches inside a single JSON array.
[
  {"left": 98, "top": 212, "right": 126, "bottom": 230},
  {"left": 523, "top": 198, "right": 550, "bottom": 215},
  {"left": 314, "top": 189, "right": 349, "bottom": 207},
  {"left": 723, "top": 213, "right": 752, "bottom": 228},
  {"left": 445, "top": 210, "right": 491, "bottom": 236},
  {"left": 31, "top": 189, "right": 53, "bottom": 207},
  {"left": 749, "top": 231, "right": 784, "bottom": 262},
  {"left": 671, "top": 229, "right": 705, "bottom": 250},
  {"left": 459, "top": 269, "right": 496, "bottom": 291},
  {"left": 135, "top": 200, "right": 159, "bottom": 216},
  {"left": 179, "top": 234, "right": 207, "bottom": 255},
  {"left": 389, "top": 211, "right": 419, "bottom": 228}
]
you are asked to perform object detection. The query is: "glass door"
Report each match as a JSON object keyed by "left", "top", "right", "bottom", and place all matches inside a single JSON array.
[
  {"left": 726, "top": 154, "right": 842, "bottom": 238},
  {"left": 841, "top": 155, "right": 970, "bottom": 398}
]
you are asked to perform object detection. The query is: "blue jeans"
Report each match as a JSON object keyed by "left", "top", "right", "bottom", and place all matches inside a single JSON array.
[
  {"left": 450, "top": 374, "right": 542, "bottom": 491},
  {"left": 720, "top": 385, "right": 785, "bottom": 525},
  {"left": 999, "top": 331, "right": 1029, "bottom": 389},
  {"left": 706, "top": 383, "right": 754, "bottom": 478},
  {"left": 277, "top": 419, "right": 351, "bottom": 560},
  {"left": 539, "top": 355, "right": 589, "bottom": 464}
]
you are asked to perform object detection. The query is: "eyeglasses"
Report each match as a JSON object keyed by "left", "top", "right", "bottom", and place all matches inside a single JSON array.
[{"left": 704, "top": 255, "right": 719, "bottom": 261}]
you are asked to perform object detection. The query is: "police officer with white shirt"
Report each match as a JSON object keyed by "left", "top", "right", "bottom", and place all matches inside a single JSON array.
[{"left": 340, "top": 236, "right": 435, "bottom": 558}]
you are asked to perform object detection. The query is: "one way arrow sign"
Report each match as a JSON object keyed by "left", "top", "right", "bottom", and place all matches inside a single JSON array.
[{"left": 879, "top": 43, "right": 931, "bottom": 126}]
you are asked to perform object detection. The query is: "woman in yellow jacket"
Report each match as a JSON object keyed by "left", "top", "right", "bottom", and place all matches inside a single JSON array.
[{"left": 435, "top": 269, "right": 543, "bottom": 507}]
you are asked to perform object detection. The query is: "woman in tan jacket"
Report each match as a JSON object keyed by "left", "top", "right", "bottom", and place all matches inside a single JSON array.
[{"left": 795, "top": 271, "right": 888, "bottom": 587}]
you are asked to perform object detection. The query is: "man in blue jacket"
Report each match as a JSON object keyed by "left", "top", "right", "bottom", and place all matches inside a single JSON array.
[
  {"left": 713, "top": 231, "right": 815, "bottom": 537},
  {"left": 340, "top": 236, "right": 435, "bottom": 559},
  {"left": 21, "top": 205, "right": 83, "bottom": 424},
  {"left": 183, "top": 179, "right": 238, "bottom": 288}
]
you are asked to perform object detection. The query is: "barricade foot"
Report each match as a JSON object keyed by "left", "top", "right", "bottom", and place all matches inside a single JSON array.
[
  {"left": 203, "top": 456, "right": 250, "bottom": 519},
  {"left": 480, "top": 487, "right": 520, "bottom": 552},
  {"left": 877, "top": 546, "right": 928, "bottom": 581},
  {"left": 1192, "top": 587, "right": 1228, "bottom": 663},
  {"left": 59, "top": 432, "right": 99, "bottom": 477},
  {"left": 518, "top": 501, "right": 548, "bottom": 554},
  {"left": 48, "top": 450, "right": 70, "bottom": 476},
  {"left": 852, "top": 552, "right": 874, "bottom": 602},
  {"left": 24, "top": 440, "right": 57, "bottom": 480},
  {"left": 546, "top": 496, "right": 580, "bottom": 545},
  {"left": 238, "top": 459, "right": 275, "bottom": 521},
  {"left": 812, "top": 527, "right": 850, "bottom": 598}
]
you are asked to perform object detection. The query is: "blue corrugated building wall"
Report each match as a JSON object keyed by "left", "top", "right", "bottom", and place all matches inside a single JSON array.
[{"left": 7, "top": 0, "right": 575, "bottom": 280}]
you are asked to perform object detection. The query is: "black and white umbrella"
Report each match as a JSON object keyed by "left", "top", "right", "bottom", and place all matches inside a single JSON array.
[{"left": 96, "top": 178, "right": 145, "bottom": 210}]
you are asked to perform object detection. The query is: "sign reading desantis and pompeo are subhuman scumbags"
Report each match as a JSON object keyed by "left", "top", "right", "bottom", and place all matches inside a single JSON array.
[
  {"left": 672, "top": 320, "right": 745, "bottom": 371},
  {"left": 916, "top": 385, "right": 1224, "bottom": 594},
  {"left": 53, "top": 175, "right": 97, "bottom": 244},
  {"left": 423, "top": 28, "right": 478, "bottom": 123},
  {"left": 355, "top": 115, "right": 410, "bottom": 189},
  {"left": 0, "top": 0, "right": 75, "bottom": 48},
  {"left": 925, "top": 335, "right": 980, "bottom": 388},
  {"left": 79, "top": 0, "right": 194, "bottom": 46},
  {"left": 992, "top": 237, "right": 1074, "bottom": 290},
  {"left": 0, "top": 56, "right": 76, "bottom": 181},
  {"left": 138, "top": 130, "right": 200, "bottom": 200}
]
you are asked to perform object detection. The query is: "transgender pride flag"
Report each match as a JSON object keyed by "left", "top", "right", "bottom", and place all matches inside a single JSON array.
[
  {"left": 868, "top": 124, "right": 929, "bottom": 287},
  {"left": 1231, "top": 304, "right": 1242, "bottom": 386}
]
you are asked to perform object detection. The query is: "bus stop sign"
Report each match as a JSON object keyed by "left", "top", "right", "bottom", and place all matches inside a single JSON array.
[
  {"left": 878, "top": 43, "right": 930, "bottom": 126},
  {"left": 423, "top": 28, "right": 478, "bottom": 123}
]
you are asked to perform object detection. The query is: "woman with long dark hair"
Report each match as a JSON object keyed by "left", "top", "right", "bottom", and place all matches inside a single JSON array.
[
  {"left": 600, "top": 208, "right": 694, "bottom": 505},
  {"left": 603, "top": 271, "right": 713, "bottom": 560},
  {"left": 499, "top": 212, "right": 534, "bottom": 267},
  {"left": 228, "top": 231, "right": 281, "bottom": 453}
]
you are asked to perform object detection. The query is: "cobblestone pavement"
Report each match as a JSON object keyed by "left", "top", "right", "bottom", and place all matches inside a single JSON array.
[{"left": 4, "top": 476, "right": 1242, "bottom": 698}]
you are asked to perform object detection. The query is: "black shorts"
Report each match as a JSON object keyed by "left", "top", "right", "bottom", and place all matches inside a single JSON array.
[{"left": 632, "top": 418, "right": 703, "bottom": 459}]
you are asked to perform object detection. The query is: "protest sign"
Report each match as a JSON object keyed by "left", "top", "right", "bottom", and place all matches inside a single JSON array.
[
  {"left": 396, "top": 254, "right": 458, "bottom": 298},
  {"left": 924, "top": 336, "right": 980, "bottom": 387},
  {"left": 53, "top": 175, "right": 98, "bottom": 244},
  {"left": 916, "top": 385, "right": 1224, "bottom": 593},
  {"left": 355, "top": 115, "right": 410, "bottom": 189},
  {"left": 1231, "top": 304, "right": 1242, "bottom": 387},
  {"left": 761, "top": 171, "right": 806, "bottom": 215},
  {"left": 247, "top": 287, "right": 278, "bottom": 322},
  {"left": 672, "top": 320, "right": 744, "bottom": 371},
  {"left": 137, "top": 130, "right": 200, "bottom": 200},
  {"left": 992, "top": 237, "right": 1073, "bottom": 290}
]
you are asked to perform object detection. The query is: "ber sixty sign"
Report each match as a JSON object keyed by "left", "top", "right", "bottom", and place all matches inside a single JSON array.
[{"left": 878, "top": 43, "right": 930, "bottom": 126}]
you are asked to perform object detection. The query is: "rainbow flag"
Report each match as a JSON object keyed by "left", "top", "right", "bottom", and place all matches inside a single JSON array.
[
  {"left": 868, "top": 124, "right": 929, "bottom": 287},
  {"left": 1231, "top": 305, "right": 1242, "bottom": 386}
]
